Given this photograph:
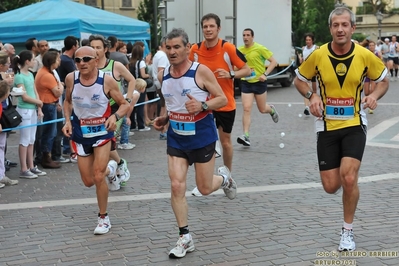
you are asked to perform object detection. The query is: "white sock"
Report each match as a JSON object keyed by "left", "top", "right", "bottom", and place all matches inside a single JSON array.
[{"left": 343, "top": 222, "right": 353, "bottom": 230}]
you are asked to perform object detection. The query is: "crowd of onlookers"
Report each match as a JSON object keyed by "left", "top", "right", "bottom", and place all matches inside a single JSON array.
[{"left": 0, "top": 35, "right": 169, "bottom": 189}]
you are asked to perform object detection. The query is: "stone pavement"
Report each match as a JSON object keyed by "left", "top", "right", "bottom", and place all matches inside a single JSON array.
[{"left": 0, "top": 82, "right": 399, "bottom": 266}]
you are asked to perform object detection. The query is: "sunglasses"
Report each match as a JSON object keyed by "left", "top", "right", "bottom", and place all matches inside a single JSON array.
[{"left": 74, "top": 56, "right": 95, "bottom": 63}]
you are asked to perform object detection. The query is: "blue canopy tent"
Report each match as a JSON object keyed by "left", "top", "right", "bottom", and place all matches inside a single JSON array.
[{"left": 0, "top": 0, "right": 150, "bottom": 50}]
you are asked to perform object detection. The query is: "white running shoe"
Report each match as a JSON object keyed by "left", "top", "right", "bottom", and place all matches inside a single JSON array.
[
  {"left": 338, "top": 228, "right": 356, "bottom": 251},
  {"left": 169, "top": 234, "right": 195, "bottom": 258},
  {"left": 107, "top": 160, "right": 120, "bottom": 191},
  {"left": 117, "top": 143, "right": 136, "bottom": 150},
  {"left": 94, "top": 215, "right": 111, "bottom": 235},
  {"left": 191, "top": 187, "right": 203, "bottom": 197},
  {"left": 218, "top": 166, "right": 237, "bottom": 200},
  {"left": 117, "top": 158, "right": 130, "bottom": 183},
  {"left": 237, "top": 135, "right": 250, "bottom": 146}
]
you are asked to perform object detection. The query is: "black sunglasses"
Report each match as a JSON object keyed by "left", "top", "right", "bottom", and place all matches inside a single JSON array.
[{"left": 74, "top": 56, "right": 95, "bottom": 63}]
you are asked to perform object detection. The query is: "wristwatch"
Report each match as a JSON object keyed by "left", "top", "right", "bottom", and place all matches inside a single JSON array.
[
  {"left": 114, "top": 113, "right": 121, "bottom": 121},
  {"left": 305, "top": 91, "right": 313, "bottom": 99},
  {"left": 229, "top": 71, "right": 235, "bottom": 79},
  {"left": 201, "top": 101, "right": 208, "bottom": 111},
  {"left": 126, "top": 98, "right": 132, "bottom": 103}
]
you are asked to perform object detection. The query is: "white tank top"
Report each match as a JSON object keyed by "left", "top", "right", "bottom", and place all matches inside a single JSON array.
[
  {"left": 302, "top": 44, "right": 316, "bottom": 60},
  {"left": 162, "top": 62, "right": 209, "bottom": 114},
  {"left": 72, "top": 70, "right": 110, "bottom": 119}
]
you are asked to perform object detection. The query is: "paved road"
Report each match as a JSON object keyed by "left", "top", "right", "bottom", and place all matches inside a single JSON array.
[{"left": 0, "top": 82, "right": 398, "bottom": 266}]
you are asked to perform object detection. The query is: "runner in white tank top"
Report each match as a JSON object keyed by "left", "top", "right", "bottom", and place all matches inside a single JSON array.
[{"left": 300, "top": 33, "right": 319, "bottom": 115}]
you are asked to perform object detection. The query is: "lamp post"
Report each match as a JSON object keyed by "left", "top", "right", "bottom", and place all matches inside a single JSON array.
[
  {"left": 158, "top": 1, "right": 166, "bottom": 38},
  {"left": 376, "top": 11, "right": 383, "bottom": 41}
]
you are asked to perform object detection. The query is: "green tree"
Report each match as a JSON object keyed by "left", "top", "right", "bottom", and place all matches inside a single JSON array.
[
  {"left": 292, "top": 0, "right": 336, "bottom": 47},
  {"left": 137, "top": 0, "right": 160, "bottom": 54},
  {"left": 0, "top": 0, "right": 39, "bottom": 13},
  {"left": 306, "top": 0, "right": 336, "bottom": 45},
  {"left": 292, "top": 0, "right": 307, "bottom": 47}
]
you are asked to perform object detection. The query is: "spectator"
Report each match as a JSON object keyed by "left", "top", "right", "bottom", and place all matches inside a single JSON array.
[
  {"left": 129, "top": 44, "right": 150, "bottom": 132},
  {"left": 13, "top": 51, "right": 46, "bottom": 178},
  {"left": 0, "top": 53, "right": 19, "bottom": 187},
  {"left": 108, "top": 36, "right": 129, "bottom": 68},
  {"left": 25, "top": 38, "right": 40, "bottom": 75},
  {"left": 35, "top": 50, "right": 64, "bottom": 168}
]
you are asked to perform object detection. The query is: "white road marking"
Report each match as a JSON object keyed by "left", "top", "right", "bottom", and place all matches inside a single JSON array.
[
  {"left": 0, "top": 173, "right": 398, "bottom": 211},
  {"left": 367, "top": 116, "right": 399, "bottom": 148}
]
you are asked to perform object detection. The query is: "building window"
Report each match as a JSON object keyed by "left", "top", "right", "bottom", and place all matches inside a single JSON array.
[
  {"left": 122, "top": 0, "right": 132, "bottom": 7},
  {"left": 85, "top": 0, "right": 97, "bottom": 6}
]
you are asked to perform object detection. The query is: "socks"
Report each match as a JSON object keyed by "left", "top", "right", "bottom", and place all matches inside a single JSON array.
[
  {"left": 98, "top": 212, "right": 108, "bottom": 218},
  {"left": 179, "top": 225, "right": 189, "bottom": 235},
  {"left": 244, "top": 132, "right": 249, "bottom": 137},
  {"left": 343, "top": 221, "right": 353, "bottom": 230}
]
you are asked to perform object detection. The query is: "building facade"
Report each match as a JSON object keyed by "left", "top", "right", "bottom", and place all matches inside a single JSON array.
[
  {"left": 74, "top": 0, "right": 142, "bottom": 18},
  {"left": 342, "top": 0, "right": 399, "bottom": 40}
]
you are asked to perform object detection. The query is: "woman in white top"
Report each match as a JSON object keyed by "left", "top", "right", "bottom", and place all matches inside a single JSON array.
[{"left": 299, "top": 33, "right": 318, "bottom": 115}]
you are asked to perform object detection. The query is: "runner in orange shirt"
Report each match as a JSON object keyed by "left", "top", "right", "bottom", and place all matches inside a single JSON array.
[{"left": 189, "top": 13, "right": 250, "bottom": 181}]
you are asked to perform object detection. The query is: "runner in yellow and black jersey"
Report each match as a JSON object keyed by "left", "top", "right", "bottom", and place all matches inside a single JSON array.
[{"left": 294, "top": 6, "right": 389, "bottom": 253}]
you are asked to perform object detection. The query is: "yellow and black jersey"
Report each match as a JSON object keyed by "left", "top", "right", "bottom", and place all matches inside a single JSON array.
[{"left": 295, "top": 42, "right": 388, "bottom": 132}]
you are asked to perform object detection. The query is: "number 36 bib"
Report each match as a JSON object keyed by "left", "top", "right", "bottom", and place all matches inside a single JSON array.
[
  {"left": 325, "top": 97, "right": 355, "bottom": 120},
  {"left": 80, "top": 117, "right": 107, "bottom": 138}
]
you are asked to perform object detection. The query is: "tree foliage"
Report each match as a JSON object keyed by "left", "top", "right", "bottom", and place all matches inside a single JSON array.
[
  {"left": 137, "top": 0, "right": 160, "bottom": 54},
  {"left": 292, "top": 0, "right": 337, "bottom": 47},
  {"left": 0, "top": 0, "right": 38, "bottom": 13}
]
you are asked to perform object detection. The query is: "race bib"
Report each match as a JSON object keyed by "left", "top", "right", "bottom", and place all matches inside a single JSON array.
[
  {"left": 169, "top": 112, "right": 196, "bottom": 136},
  {"left": 170, "top": 119, "right": 196, "bottom": 136},
  {"left": 80, "top": 117, "right": 107, "bottom": 138},
  {"left": 325, "top": 97, "right": 354, "bottom": 120}
]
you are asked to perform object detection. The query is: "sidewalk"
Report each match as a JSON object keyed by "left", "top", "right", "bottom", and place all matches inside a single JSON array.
[{"left": 0, "top": 84, "right": 398, "bottom": 266}]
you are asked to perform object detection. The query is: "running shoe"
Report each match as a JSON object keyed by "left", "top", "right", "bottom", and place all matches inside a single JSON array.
[
  {"left": 237, "top": 135, "right": 250, "bottom": 146},
  {"left": 304, "top": 106, "right": 310, "bottom": 115},
  {"left": 218, "top": 166, "right": 237, "bottom": 200},
  {"left": 107, "top": 160, "right": 120, "bottom": 191},
  {"left": 94, "top": 215, "right": 111, "bottom": 235},
  {"left": 191, "top": 187, "right": 203, "bottom": 197},
  {"left": 70, "top": 153, "right": 78, "bottom": 163},
  {"left": 338, "top": 228, "right": 356, "bottom": 251},
  {"left": 138, "top": 126, "right": 151, "bottom": 132},
  {"left": 270, "top": 105, "right": 279, "bottom": 123},
  {"left": 117, "top": 158, "right": 130, "bottom": 183},
  {"left": 117, "top": 143, "right": 136, "bottom": 150},
  {"left": 169, "top": 234, "right": 195, "bottom": 258},
  {"left": 159, "top": 132, "right": 167, "bottom": 140}
]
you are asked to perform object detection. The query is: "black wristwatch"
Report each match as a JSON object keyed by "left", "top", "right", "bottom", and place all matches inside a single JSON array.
[
  {"left": 201, "top": 101, "right": 208, "bottom": 111},
  {"left": 305, "top": 91, "right": 313, "bottom": 99},
  {"left": 229, "top": 71, "right": 235, "bottom": 79},
  {"left": 126, "top": 98, "right": 132, "bottom": 103},
  {"left": 114, "top": 113, "right": 121, "bottom": 121}
]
